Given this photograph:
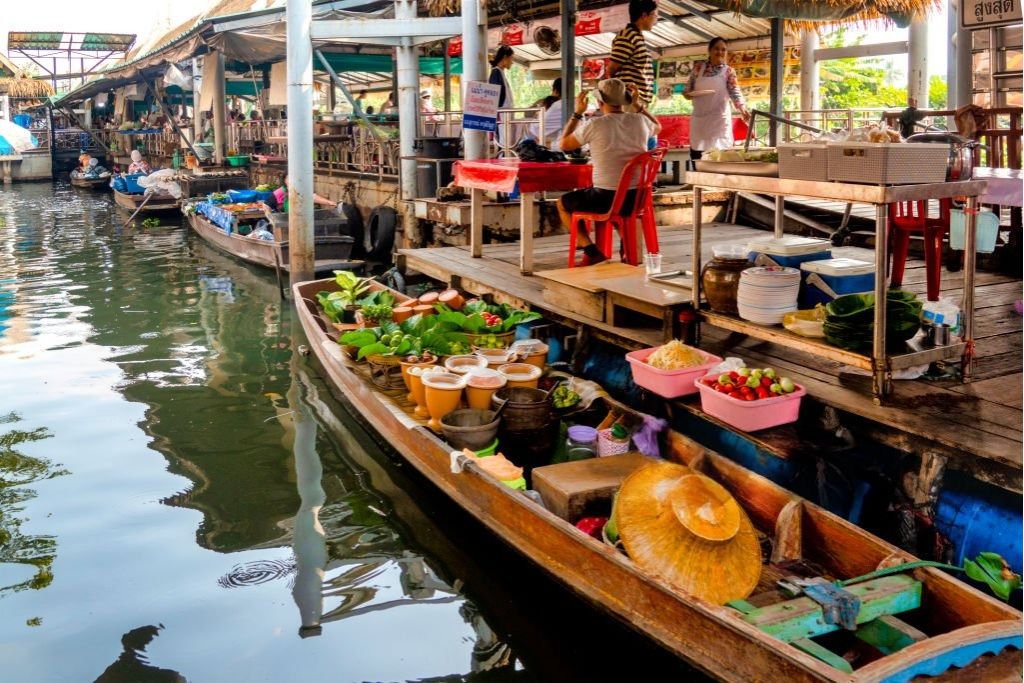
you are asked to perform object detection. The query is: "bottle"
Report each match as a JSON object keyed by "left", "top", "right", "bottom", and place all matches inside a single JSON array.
[{"left": 565, "top": 425, "right": 598, "bottom": 461}]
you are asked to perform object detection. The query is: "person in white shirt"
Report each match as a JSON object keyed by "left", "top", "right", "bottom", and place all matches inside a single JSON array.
[
  {"left": 526, "top": 78, "right": 563, "bottom": 150},
  {"left": 557, "top": 78, "right": 661, "bottom": 264}
]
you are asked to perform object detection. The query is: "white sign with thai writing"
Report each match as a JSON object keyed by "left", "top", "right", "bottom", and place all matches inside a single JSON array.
[
  {"left": 463, "top": 81, "right": 501, "bottom": 132},
  {"left": 961, "top": 0, "right": 1022, "bottom": 29}
]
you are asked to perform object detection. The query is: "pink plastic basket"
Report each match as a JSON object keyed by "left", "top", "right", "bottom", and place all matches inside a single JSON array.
[
  {"left": 694, "top": 374, "right": 805, "bottom": 431},
  {"left": 625, "top": 347, "right": 723, "bottom": 399}
]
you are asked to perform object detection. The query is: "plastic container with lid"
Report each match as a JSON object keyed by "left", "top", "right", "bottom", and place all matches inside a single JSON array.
[
  {"left": 799, "top": 258, "right": 875, "bottom": 307},
  {"left": 464, "top": 368, "right": 507, "bottom": 410},
  {"left": 565, "top": 425, "right": 598, "bottom": 461},
  {"left": 509, "top": 339, "right": 549, "bottom": 368},
  {"left": 444, "top": 354, "right": 488, "bottom": 375},
  {"left": 747, "top": 236, "right": 832, "bottom": 269}
]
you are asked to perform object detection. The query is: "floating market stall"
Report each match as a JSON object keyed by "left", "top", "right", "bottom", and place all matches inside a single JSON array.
[{"left": 292, "top": 272, "right": 1022, "bottom": 681}]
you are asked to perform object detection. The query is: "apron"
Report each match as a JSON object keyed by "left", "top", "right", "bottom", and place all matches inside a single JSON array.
[{"left": 689, "top": 65, "right": 733, "bottom": 152}]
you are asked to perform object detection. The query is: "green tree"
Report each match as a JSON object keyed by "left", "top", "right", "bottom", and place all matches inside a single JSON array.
[
  {"left": 819, "top": 28, "right": 909, "bottom": 109},
  {"left": 928, "top": 75, "right": 948, "bottom": 109}
]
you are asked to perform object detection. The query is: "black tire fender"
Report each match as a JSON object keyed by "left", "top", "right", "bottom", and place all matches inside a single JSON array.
[
  {"left": 337, "top": 202, "right": 365, "bottom": 254},
  {"left": 365, "top": 206, "right": 397, "bottom": 261}
]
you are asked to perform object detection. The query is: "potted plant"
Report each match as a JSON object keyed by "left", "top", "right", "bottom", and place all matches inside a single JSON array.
[{"left": 355, "top": 290, "right": 397, "bottom": 327}]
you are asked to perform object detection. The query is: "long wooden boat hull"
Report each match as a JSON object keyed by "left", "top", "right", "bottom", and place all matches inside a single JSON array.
[
  {"left": 112, "top": 189, "right": 180, "bottom": 213},
  {"left": 188, "top": 212, "right": 355, "bottom": 273},
  {"left": 293, "top": 276, "right": 1022, "bottom": 682},
  {"left": 69, "top": 174, "right": 110, "bottom": 189}
]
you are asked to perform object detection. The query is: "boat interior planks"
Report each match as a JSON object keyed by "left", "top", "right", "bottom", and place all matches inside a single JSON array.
[
  {"left": 398, "top": 223, "right": 1022, "bottom": 492},
  {"left": 293, "top": 277, "right": 1023, "bottom": 681}
]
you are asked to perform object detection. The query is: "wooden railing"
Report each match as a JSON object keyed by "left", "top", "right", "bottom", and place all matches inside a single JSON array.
[{"left": 882, "top": 107, "right": 1022, "bottom": 169}]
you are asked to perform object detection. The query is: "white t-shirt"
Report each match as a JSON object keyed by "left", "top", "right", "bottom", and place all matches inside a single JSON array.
[{"left": 574, "top": 112, "right": 655, "bottom": 190}]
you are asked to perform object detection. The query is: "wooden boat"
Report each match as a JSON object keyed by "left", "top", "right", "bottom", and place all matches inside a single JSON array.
[
  {"left": 294, "top": 276, "right": 1022, "bottom": 682},
  {"left": 187, "top": 212, "right": 358, "bottom": 275},
  {"left": 112, "top": 188, "right": 181, "bottom": 213},
  {"left": 69, "top": 171, "right": 110, "bottom": 189}
]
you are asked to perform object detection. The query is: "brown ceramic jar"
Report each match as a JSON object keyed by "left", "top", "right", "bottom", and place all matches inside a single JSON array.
[{"left": 701, "top": 256, "right": 753, "bottom": 315}]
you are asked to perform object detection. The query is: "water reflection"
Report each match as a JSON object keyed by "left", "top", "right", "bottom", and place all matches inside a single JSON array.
[{"left": 94, "top": 625, "right": 186, "bottom": 683}]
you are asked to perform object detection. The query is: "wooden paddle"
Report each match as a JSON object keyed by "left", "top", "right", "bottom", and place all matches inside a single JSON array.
[{"left": 121, "top": 192, "right": 155, "bottom": 227}]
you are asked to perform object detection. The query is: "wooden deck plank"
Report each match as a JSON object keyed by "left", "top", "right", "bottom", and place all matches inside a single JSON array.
[{"left": 398, "top": 222, "right": 1022, "bottom": 488}]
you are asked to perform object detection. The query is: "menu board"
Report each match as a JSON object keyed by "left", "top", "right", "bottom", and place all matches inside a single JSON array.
[{"left": 656, "top": 46, "right": 803, "bottom": 103}]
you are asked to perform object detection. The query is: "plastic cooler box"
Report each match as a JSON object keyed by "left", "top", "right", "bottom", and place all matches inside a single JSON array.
[
  {"left": 695, "top": 375, "right": 806, "bottom": 431},
  {"left": 121, "top": 173, "right": 147, "bottom": 194},
  {"left": 747, "top": 236, "right": 831, "bottom": 268},
  {"left": 799, "top": 258, "right": 875, "bottom": 307},
  {"left": 626, "top": 346, "right": 723, "bottom": 399}
]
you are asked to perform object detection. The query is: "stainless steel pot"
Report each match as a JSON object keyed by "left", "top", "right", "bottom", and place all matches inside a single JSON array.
[{"left": 905, "top": 132, "right": 979, "bottom": 181}]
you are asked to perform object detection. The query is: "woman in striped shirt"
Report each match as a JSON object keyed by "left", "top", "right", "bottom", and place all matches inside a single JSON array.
[{"left": 608, "top": 0, "right": 659, "bottom": 109}]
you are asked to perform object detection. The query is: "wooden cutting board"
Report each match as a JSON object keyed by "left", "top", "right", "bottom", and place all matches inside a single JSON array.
[{"left": 535, "top": 262, "right": 642, "bottom": 292}]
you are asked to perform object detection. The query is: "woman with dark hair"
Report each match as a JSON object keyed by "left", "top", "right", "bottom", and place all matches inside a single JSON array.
[
  {"left": 684, "top": 36, "right": 750, "bottom": 161},
  {"left": 488, "top": 45, "right": 516, "bottom": 109}
]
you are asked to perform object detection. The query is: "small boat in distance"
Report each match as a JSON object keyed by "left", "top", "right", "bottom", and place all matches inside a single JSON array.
[{"left": 69, "top": 171, "right": 111, "bottom": 190}]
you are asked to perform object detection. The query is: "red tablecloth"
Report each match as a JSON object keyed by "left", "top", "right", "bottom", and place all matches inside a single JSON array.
[
  {"left": 454, "top": 159, "right": 593, "bottom": 194},
  {"left": 655, "top": 115, "right": 749, "bottom": 148}
]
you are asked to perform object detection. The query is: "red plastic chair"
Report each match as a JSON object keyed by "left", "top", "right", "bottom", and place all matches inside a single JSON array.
[
  {"left": 567, "top": 148, "right": 666, "bottom": 267},
  {"left": 887, "top": 198, "right": 952, "bottom": 301}
]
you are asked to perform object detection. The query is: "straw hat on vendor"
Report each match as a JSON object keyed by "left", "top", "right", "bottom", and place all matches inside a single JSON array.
[
  {"left": 611, "top": 460, "right": 761, "bottom": 604},
  {"left": 128, "top": 150, "right": 151, "bottom": 175}
]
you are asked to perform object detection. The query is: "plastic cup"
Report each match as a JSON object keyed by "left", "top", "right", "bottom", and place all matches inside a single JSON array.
[{"left": 644, "top": 252, "right": 663, "bottom": 278}]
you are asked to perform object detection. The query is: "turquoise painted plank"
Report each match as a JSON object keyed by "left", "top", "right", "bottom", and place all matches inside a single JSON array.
[
  {"left": 741, "top": 575, "right": 922, "bottom": 643},
  {"left": 792, "top": 638, "right": 854, "bottom": 674}
]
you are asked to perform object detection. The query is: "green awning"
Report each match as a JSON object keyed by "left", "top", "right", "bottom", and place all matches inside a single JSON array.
[
  {"left": 318, "top": 53, "right": 462, "bottom": 75},
  {"left": 165, "top": 81, "right": 262, "bottom": 97}
]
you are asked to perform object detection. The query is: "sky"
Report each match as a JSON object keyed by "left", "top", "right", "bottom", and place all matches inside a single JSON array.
[{"left": 3, "top": 0, "right": 953, "bottom": 81}]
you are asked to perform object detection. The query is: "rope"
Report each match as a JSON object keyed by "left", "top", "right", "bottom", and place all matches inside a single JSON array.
[{"left": 837, "top": 560, "right": 962, "bottom": 587}]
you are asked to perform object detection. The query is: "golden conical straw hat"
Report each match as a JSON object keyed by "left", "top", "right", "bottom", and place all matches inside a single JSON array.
[{"left": 617, "top": 461, "right": 761, "bottom": 605}]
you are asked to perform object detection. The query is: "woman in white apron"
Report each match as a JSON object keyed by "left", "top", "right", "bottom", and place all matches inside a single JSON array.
[{"left": 684, "top": 37, "right": 750, "bottom": 161}]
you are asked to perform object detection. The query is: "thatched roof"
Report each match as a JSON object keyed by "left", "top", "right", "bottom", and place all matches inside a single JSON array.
[
  {"left": 0, "top": 76, "right": 55, "bottom": 98},
  {"left": 713, "top": 0, "right": 942, "bottom": 29}
]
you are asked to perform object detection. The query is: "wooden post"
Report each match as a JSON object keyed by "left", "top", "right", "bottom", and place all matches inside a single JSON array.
[
  {"left": 443, "top": 44, "right": 452, "bottom": 111},
  {"left": 143, "top": 80, "right": 200, "bottom": 161},
  {"left": 192, "top": 57, "right": 203, "bottom": 143},
  {"left": 396, "top": 0, "right": 421, "bottom": 241},
  {"left": 769, "top": 18, "right": 784, "bottom": 147}
]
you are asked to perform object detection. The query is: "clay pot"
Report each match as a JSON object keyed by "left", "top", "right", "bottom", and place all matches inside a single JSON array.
[
  {"left": 465, "top": 368, "right": 507, "bottom": 411},
  {"left": 498, "top": 363, "right": 542, "bottom": 389},
  {"left": 701, "top": 256, "right": 754, "bottom": 315},
  {"left": 412, "top": 304, "right": 435, "bottom": 317},
  {"left": 474, "top": 347, "right": 518, "bottom": 368},
  {"left": 392, "top": 306, "right": 414, "bottom": 324},
  {"left": 406, "top": 367, "right": 432, "bottom": 419},
  {"left": 438, "top": 288, "right": 465, "bottom": 310},
  {"left": 421, "top": 372, "right": 466, "bottom": 432},
  {"left": 418, "top": 291, "right": 440, "bottom": 305},
  {"left": 444, "top": 355, "right": 488, "bottom": 375},
  {"left": 400, "top": 357, "right": 438, "bottom": 402}
]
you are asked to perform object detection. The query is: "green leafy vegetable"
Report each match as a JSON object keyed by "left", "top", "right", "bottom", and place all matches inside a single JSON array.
[
  {"left": 140, "top": 217, "right": 160, "bottom": 228},
  {"left": 964, "top": 552, "right": 1021, "bottom": 601}
]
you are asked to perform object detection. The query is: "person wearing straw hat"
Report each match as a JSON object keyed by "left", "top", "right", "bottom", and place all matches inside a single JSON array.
[
  {"left": 556, "top": 78, "right": 662, "bottom": 264},
  {"left": 128, "top": 150, "right": 151, "bottom": 175}
]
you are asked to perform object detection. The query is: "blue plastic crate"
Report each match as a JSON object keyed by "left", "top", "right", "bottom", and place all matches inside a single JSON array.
[
  {"left": 227, "top": 189, "right": 258, "bottom": 203},
  {"left": 121, "top": 173, "right": 147, "bottom": 194}
]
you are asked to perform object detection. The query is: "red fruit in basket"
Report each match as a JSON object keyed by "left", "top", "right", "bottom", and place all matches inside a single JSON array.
[
  {"left": 761, "top": 377, "right": 774, "bottom": 388},
  {"left": 729, "top": 371, "right": 741, "bottom": 383},
  {"left": 756, "top": 386, "right": 770, "bottom": 400},
  {"left": 742, "top": 393, "right": 757, "bottom": 401},
  {"left": 716, "top": 384, "right": 732, "bottom": 394}
]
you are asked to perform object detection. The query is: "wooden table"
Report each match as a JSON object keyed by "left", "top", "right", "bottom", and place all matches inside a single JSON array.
[
  {"left": 597, "top": 273, "right": 692, "bottom": 340},
  {"left": 685, "top": 172, "right": 987, "bottom": 399},
  {"left": 662, "top": 147, "right": 692, "bottom": 185},
  {"left": 974, "top": 167, "right": 1023, "bottom": 208},
  {"left": 454, "top": 159, "right": 593, "bottom": 274}
]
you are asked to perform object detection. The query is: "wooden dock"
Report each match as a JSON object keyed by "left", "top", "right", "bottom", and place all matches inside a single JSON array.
[{"left": 399, "top": 223, "right": 1022, "bottom": 492}]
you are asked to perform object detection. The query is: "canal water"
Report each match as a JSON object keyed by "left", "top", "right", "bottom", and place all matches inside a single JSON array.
[{"left": 0, "top": 183, "right": 695, "bottom": 681}]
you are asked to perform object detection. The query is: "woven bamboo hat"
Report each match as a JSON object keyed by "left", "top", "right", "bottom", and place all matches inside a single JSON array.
[{"left": 616, "top": 460, "right": 761, "bottom": 604}]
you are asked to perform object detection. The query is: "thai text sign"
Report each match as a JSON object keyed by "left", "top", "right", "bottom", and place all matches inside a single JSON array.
[
  {"left": 463, "top": 81, "right": 501, "bottom": 132},
  {"left": 961, "top": 0, "right": 1021, "bottom": 29}
]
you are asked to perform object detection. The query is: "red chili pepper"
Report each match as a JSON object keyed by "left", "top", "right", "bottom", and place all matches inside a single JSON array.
[{"left": 575, "top": 516, "right": 608, "bottom": 539}]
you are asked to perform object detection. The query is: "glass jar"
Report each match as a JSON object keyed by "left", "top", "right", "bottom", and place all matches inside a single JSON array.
[
  {"left": 701, "top": 247, "right": 753, "bottom": 315},
  {"left": 565, "top": 425, "right": 598, "bottom": 461}
]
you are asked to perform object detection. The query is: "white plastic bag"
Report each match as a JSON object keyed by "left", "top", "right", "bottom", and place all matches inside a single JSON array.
[
  {"left": 709, "top": 357, "right": 746, "bottom": 375},
  {"left": 137, "top": 169, "right": 182, "bottom": 199},
  {"left": 922, "top": 298, "right": 961, "bottom": 336}
]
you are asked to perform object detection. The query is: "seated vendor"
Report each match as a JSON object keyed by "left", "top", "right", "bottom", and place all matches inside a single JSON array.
[
  {"left": 525, "top": 77, "right": 564, "bottom": 150},
  {"left": 76, "top": 152, "right": 92, "bottom": 174},
  {"left": 556, "top": 78, "right": 661, "bottom": 264},
  {"left": 85, "top": 158, "right": 107, "bottom": 176},
  {"left": 128, "top": 150, "right": 151, "bottom": 175}
]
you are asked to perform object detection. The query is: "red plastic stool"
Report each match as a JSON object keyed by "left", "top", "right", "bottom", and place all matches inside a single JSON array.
[
  {"left": 568, "top": 148, "right": 665, "bottom": 267},
  {"left": 887, "top": 198, "right": 952, "bottom": 301}
]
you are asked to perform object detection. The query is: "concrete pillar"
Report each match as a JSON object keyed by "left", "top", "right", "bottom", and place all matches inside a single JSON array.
[
  {"left": 287, "top": 0, "right": 315, "bottom": 283},
  {"left": 946, "top": 0, "right": 958, "bottom": 108},
  {"left": 193, "top": 58, "right": 203, "bottom": 142},
  {"left": 799, "top": 30, "right": 819, "bottom": 121},
  {"left": 461, "top": 0, "right": 488, "bottom": 160},
  {"left": 211, "top": 50, "right": 227, "bottom": 164},
  {"left": 954, "top": 4, "right": 973, "bottom": 107},
  {"left": 396, "top": 0, "right": 420, "bottom": 235},
  {"left": 908, "top": 19, "right": 929, "bottom": 107}
]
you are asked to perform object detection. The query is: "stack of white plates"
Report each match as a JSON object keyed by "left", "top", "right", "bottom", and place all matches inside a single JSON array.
[{"left": 737, "top": 266, "right": 801, "bottom": 324}]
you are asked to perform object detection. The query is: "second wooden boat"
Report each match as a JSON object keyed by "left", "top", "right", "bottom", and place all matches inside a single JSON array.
[
  {"left": 188, "top": 212, "right": 356, "bottom": 274},
  {"left": 113, "top": 188, "right": 180, "bottom": 212},
  {"left": 293, "top": 275, "right": 1023, "bottom": 682},
  {"left": 69, "top": 172, "right": 110, "bottom": 189}
]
